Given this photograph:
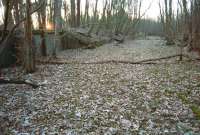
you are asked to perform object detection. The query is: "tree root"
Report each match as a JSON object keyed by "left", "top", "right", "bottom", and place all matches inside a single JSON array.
[
  {"left": 0, "top": 78, "right": 40, "bottom": 89},
  {"left": 37, "top": 54, "right": 196, "bottom": 65}
]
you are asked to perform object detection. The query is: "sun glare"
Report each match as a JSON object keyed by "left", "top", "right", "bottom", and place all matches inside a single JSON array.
[{"left": 46, "top": 23, "right": 53, "bottom": 30}]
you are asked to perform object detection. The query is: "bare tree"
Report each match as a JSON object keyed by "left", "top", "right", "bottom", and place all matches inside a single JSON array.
[
  {"left": 24, "top": 0, "right": 36, "bottom": 73},
  {"left": 13, "top": 0, "right": 21, "bottom": 25},
  {"left": 53, "top": 0, "right": 62, "bottom": 57},
  {"left": 1, "top": 0, "right": 11, "bottom": 43},
  {"left": 77, "top": 0, "right": 81, "bottom": 27},
  {"left": 40, "top": 0, "right": 47, "bottom": 56},
  {"left": 63, "top": 0, "right": 69, "bottom": 25},
  {"left": 84, "top": 0, "right": 89, "bottom": 25},
  {"left": 49, "top": 0, "right": 54, "bottom": 25},
  {"left": 159, "top": 0, "right": 174, "bottom": 45},
  {"left": 88, "top": 0, "right": 99, "bottom": 34},
  {"left": 70, "top": 0, "right": 76, "bottom": 27},
  {"left": 189, "top": 0, "right": 200, "bottom": 52},
  {"left": 96, "top": 0, "right": 108, "bottom": 34}
]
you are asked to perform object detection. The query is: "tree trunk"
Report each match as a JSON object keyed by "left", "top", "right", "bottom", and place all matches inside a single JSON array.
[
  {"left": 19, "top": 0, "right": 25, "bottom": 21},
  {"left": 53, "top": 0, "right": 62, "bottom": 57},
  {"left": 1, "top": 0, "right": 10, "bottom": 43},
  {"left": 63, "top": 1, "right": 69, "bottom": 25},
  {"left": 160, "top": 0, "right": 174, "bottom": 45},
  {"left": 84, "top": 0, "right": 89, "bottom": 25},
  {"left": 13, "top": 0, "right": 20, "bottom": 25},
  {"left": 70, "top": 0, "right": 76, "bottom": 27},
  {"left": 191, "top": 0, "right": 200, "bottom": 51},
  {"left": 134, "top": 0, "right": 138, "bottom": 19},
  {"left": 49, "top": 0, "right": 54, "bottom": 26},
  {"left": 40, "top": 0, "right": 47, "bottom": 56},
  {"left": 96, "top": 0, "right": 108, "bottom": 34},
  {"left": 88, "top": 0, "right": 99, "bottom": 34},
  {"left": 77, "top": 0, "right": 81, "bottom": 27},
  {"left": 24, "top": 0, "right": 36, "bottom": 73}
]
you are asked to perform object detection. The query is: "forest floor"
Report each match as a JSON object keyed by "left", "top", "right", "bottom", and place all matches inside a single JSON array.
[{"left": 1, "top": 36, "right": 200, "bottom": 135}]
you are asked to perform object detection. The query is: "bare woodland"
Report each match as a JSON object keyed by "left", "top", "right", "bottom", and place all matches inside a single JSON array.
[
  {"left": 0, "top": 0, "right": 200, "bottom": 134},
  {"left": 0, "top": 0, "right": 200, "bottom": 70}
]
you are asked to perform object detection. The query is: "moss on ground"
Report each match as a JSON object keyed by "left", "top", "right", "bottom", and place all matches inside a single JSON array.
[
  {"left": 177, "top": 92, "right": 190, "bottom": 104},
  {"left": 176, "top": 92, "right": 200, "bottom": 120},
  {"left": 190, "top": 105, "right": 200, "bottom": 120}
]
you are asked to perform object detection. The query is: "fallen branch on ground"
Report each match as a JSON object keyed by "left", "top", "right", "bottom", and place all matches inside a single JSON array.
[
  {"left": 37, "top": 54, "right": 195, "bottom": 65},
  {"left": 0, "top": 78, "right": 40, "bottom": 89}
]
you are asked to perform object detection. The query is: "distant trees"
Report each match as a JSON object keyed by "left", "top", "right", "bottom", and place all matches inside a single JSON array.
[
  {"left": 159, "top": 0, "right": 174, "bottom": 45},
  {"left": 84, "top": 0, "right": 89, "bottom": 25},
  {"left": 50, "top": 0, "right": 144, "bottom": 38},
  {"left": 175, "top": 0, "right": 200, "bottom": 52},
  {"left": 0, "top": 0, "right": 147, "bottom": 71},
  {"left": 84, "top": 0, "right": 143, "bottom": 37},
  {"left": 136, "top": 19, "right": 163, "bottom": 36},
  {"left": 88, "top": 0, "right": 99, "bottom": 35},
  {"left": 188, "top": 0, "right": 200, "bottom": 52},
  {"left": 159, "top": 0, "right": 200, "bottom": 52}
]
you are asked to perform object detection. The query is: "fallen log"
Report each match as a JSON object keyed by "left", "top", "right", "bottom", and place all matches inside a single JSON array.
[
  {"left": 0, "top": 78, "right": 40, "bottom": 89},
  {"left": 37, "top": 54, "right": 193, "bottom": 65},
  {"left": 38, "top": 60, "right": 158, "bottom": 65}
]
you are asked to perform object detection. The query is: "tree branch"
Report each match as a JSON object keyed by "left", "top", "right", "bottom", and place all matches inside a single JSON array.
[
  {"left": 0, "top": 0, "right": 45, "bottom": 45},
  {"left": 0, "top": 78, "right": 40, "bottom": 89},
  {"left": 37, "top": 54, "right": 193, "bottom": 65}
]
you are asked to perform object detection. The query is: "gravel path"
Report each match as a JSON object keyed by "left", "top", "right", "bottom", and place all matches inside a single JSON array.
[{"left": 1, "top": 37, "right": 200, "bottom": 134}]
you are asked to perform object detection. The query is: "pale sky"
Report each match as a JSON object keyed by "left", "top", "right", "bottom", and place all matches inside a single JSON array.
[
  {"left": 143, "top": 0, "right": 160, "bottom": 19},
  {"left": 137, "top": 0, "right": 178, "bottom": 20},
  {"left": 79, "top": 0, "right": 162, "bottom": 19},
  {"left": 0, "top": 1, "right": 3, "bottom": 24},
  {"left": 79, "top": 0, "right": 179, "bottom": 20}
]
